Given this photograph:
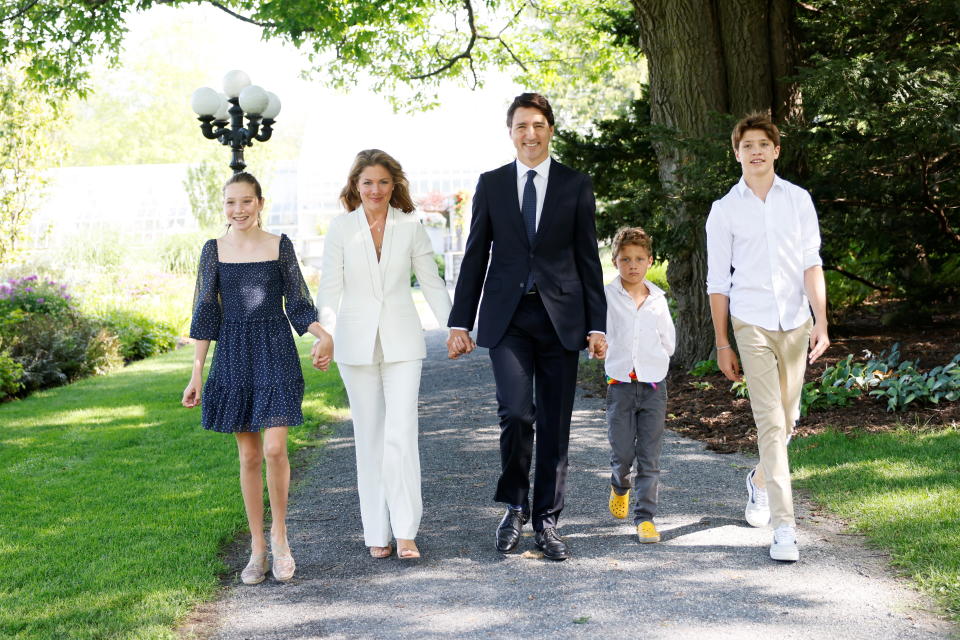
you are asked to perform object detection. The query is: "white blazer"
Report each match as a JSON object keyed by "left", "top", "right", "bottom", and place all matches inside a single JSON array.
[{"left": 317, "top": 206, "right": 453, "bottom": 365}]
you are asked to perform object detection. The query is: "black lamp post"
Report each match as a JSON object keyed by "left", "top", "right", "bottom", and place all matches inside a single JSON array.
[{"left": 191, "top": 70, "right": 281, "bottom": 174}]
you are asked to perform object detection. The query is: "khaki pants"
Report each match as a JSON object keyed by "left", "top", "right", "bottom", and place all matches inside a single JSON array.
[{"left": 732, "top": 316, "right": 812, "bottom": 528}]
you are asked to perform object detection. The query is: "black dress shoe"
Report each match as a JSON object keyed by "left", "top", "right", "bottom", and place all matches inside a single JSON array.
[
  {"left": 495, "top": 507, "right": 529, "bottom": 553},
  {"left": 534, "top": 527, "right": 570, "bottom": 561}
]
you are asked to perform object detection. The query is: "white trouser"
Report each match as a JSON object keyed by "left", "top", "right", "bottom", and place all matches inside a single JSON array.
[{"left": 338, "top": 355, "right": 423, "bottom": 546}]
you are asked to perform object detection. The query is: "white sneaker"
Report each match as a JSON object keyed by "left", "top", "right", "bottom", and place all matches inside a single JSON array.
[
  {"left": 744, "top": 468, "right": 771, "bottom": 527},
  {"left": 770, "top": 524, "right": 799, "bottom": 562}
]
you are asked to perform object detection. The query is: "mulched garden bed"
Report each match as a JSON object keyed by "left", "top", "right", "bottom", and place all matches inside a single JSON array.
[{"left": 584, "top": 303, "right": 960, "bottom": 454}]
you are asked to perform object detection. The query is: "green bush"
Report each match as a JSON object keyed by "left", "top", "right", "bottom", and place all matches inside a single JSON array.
[
  {"left": 647, "top": 262, "right": 669, "bottom": 293},
  {"left": 97, "top": 309, "right": 177, "bottom": 363},
  {"left": 689, "top": 359, "right": 720, "bottom": 376},
  {"left": 156, "top": 232, "right": 206, "bottom": 275},
  {"left": 57, "top": 229, "right": 130, "bottom": 270},
  {"left": 0, "top": 275, "right": 124, "bottom": 395},
  {"left": 5, "top": 312, "right": 123, "bottom": 392},
  {"left": 0, "top": 345, "right": 23, "bottom": 400}
]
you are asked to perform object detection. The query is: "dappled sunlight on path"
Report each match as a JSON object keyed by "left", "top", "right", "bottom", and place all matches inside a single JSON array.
[{"left": 206, "top": 330, "right": 954, "bottom": 640}]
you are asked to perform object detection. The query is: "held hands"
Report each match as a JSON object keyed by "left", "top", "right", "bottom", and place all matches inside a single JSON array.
[
  {"left": 586, "top": 333, "right": 607, "bottom": 360},
  {"left": 182, "top": 378, "right": 202, "bottom": 408},
  {"left": 447, "top": 329, "right": 476, "bottom": 359},
  {"left": 717, "top": 346, "right": 742, "bottom": 382},
  {"left": 311, "top": 333, "right": 334, "bottom": 371},
  {"left": 808, "top": 322, "right": 830, "bottom": 364}
]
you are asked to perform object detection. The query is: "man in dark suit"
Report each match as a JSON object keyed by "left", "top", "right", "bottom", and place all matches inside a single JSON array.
[{"left": 447, "top": 93, "right": 607, "bottom": 560}]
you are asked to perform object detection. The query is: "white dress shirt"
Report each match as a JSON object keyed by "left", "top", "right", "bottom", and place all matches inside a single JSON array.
[
  {"left": 705, "top": 175, "right": 823, "bottom": 332},
  {"left": 515, "top": 157, "right": 551, "bottom": 230},
  {"left": 604, "top": 278, "right": 676, "bottom": 383}
]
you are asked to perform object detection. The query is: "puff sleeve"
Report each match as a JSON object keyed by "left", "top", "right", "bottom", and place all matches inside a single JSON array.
[
  {"left": 279, "top": 234, "right": 319, "bottom": 336},
  {"left": 189, "top": 239, "right": 222, "bottom": 341}
]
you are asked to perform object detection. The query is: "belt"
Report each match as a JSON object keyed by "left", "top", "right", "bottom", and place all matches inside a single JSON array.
[{"left": 524, "top": 284, "right": 539, "bottom": 295}]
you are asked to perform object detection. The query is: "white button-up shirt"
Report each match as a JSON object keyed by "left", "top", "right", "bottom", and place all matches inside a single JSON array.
[
  {"left": 705, "top": 175, "right": 823, "bottom": 331},
  {"left": 604, "top": 278, "right": 676, "bottom": 383},
  {"left": 515, "top": 157, "right": 550, "bottom": 230}
]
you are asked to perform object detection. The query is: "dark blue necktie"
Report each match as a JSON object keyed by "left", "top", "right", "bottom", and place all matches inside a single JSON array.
[
  {"left": 522, "top": 169, "right": 537, "bottom": 291},
  {"left": 522, "top": 169, "right": 537, "bottom": 244}
]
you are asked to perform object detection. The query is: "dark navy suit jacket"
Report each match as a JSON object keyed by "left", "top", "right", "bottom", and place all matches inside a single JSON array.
[{"left": 448, "top": 159, "right": 606, "bottom": 351}]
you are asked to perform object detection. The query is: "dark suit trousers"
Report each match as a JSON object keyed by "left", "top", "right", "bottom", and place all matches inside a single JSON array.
[{"left": 488, "top": 292, "right": 580, "bottom": 531}]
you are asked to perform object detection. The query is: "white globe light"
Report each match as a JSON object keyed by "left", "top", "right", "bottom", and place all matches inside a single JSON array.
[
  {"left": 223, "top": 69, "right": 251, "bottom": 98},
  {"left": 239, "top": 85, "right": 269, "bottom": 115},
  {"left": 190, "top": 87, "right": 220, "bottom": 116},
  {"left": 213, "top": 93, "right": 230, "bottom": 121},
  {"left": 262, "top": 92, "right": 282, "bottom": 119}
]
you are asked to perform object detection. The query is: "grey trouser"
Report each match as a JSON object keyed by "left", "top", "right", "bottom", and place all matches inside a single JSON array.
[{"left": 606, "top": 379, "right": 667, "bottom": 523}]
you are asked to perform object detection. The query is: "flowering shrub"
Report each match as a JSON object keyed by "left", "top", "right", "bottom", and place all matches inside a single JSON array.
[
  {"left": 0, "top": 275, "right": 74, "bottom": 317},
  {"left": 4, "top": 312, "right": 122, "bottom": 393}
]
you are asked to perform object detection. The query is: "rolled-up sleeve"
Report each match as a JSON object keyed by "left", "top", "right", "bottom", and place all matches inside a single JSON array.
[
  {"left": 189, "top": 240, "right": 221, "bottom": 341},
  {"left": 279, "top": 234, "right": 319, "bottom": 336},
  {"left": 705, "top": 202, "right": 733, "bottom": 296},
  {"left": 798, "top": 191, "right": 823, "bottom": 270}
]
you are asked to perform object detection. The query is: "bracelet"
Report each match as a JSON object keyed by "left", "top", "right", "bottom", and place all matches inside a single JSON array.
[{"left": 716, "top": 345, "right": 732, "bottom": 351}]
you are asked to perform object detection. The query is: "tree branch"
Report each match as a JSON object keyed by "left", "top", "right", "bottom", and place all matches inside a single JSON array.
[
  {"left": 823, "top": 265, "right": 891, "bottom": 292},
  {"left": 0, "top": 1, "right": 40, "bottom": 24},
  {"left": 408, "top": 0, "right": 479, "bottom": 80},
  {"left": 919, "top": 153, "right": 960, "bottom": 247}
]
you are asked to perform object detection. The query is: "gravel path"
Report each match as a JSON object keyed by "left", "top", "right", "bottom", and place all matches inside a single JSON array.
[{"left": 202, "top": 329, "right": 954, "bottom": 640}]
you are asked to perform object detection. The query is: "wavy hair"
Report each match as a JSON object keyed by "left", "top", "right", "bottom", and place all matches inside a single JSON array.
[
  {"left": 339, "top": 149, "right": 416, "bottom": 213},
  {"left": 612, "top": 226, "right": 653, "bottom": 259}
]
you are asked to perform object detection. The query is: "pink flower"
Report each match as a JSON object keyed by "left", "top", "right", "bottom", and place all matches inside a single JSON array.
[{"left": 37, "top": 297, "right": 45, "bottom": 304}]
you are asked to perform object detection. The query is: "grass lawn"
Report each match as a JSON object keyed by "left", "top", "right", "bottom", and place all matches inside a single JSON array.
[
  {"left": 792, "top": 427, "right": 960, "bottom": 622},
  {"left": 0, "top": 337, "right": 346, "bottom": 639}
]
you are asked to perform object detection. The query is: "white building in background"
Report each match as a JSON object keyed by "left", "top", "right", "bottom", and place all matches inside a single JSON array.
[
  {"left": 32, "top": 84, "right": 519, "bottom": 265},
  {"left": 32, "top": 159, "right": 484, "bottom": 264},
  {"left": 32, "top": 164, "right": 194, "bottom": 246}
]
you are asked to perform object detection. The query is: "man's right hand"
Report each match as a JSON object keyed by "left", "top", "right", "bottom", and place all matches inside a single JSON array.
[
  {"left": 717, "top": 346, "right": 742, "bottom": 382},
  {"left": 447, "top": 329, "right": 476, "bottom": 359}
]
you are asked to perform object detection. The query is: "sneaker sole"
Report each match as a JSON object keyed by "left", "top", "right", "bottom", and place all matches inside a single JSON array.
[
  {"left": 745, "top": 507, "right": 771, "bottom": 528},
  {"left": 770, "top": 548, "right": 799, "bottom": 562}
]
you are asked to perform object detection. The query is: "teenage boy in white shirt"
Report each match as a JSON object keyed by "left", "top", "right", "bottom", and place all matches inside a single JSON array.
[
  {"left": 604, "top": 227, "right": 676, "bottom": 543},
  {"left": 706, "top": 113, "right": 830, "bottom": 562}
]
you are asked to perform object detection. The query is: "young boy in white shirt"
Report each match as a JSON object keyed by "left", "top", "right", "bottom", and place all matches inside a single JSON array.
[
  {"left": 706, "top": 113, "right": 830, "bottom": 562},
  {"left": 604, "top": 227, "right": 676, "bottom": 543}
]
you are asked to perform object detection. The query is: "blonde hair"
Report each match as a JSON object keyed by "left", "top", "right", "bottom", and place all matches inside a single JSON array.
[
  {"left": 339, "top": 149, "right": 416, "bottom": 213},
  {"left": 612, "top": 226, "right": 653, "bottom": 259}
]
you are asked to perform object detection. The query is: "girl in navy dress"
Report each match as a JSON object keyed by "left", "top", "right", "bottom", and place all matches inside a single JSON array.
[{"left": 182, "top": 172, "right": 333, "bottom": 584}]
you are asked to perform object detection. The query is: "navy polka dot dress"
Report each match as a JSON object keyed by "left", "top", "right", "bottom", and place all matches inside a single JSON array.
[{"left": 189, "top": 234, "right": 318, "bottom": 433}]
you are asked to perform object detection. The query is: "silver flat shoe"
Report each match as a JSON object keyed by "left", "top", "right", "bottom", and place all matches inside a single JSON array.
[
  {"left": 240, "top": 551, "right": 270, "bottom": 585},
  {"left": 272, "top": 545, "right": 296, "bottom": 582}
]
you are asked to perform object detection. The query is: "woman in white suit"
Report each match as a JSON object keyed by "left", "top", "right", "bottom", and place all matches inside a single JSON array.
[{"left": 314, "top": 149, "right": 452, "bottom": 560}]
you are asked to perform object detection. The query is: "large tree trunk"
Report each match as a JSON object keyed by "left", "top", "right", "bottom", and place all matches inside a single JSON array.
[{"left": 632, "top": 0, "right": 800, "bottom": 367}]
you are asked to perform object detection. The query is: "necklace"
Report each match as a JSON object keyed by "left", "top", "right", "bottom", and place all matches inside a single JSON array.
[{"left": 367, "top": 217, "right": 386, "bottom": 233}]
